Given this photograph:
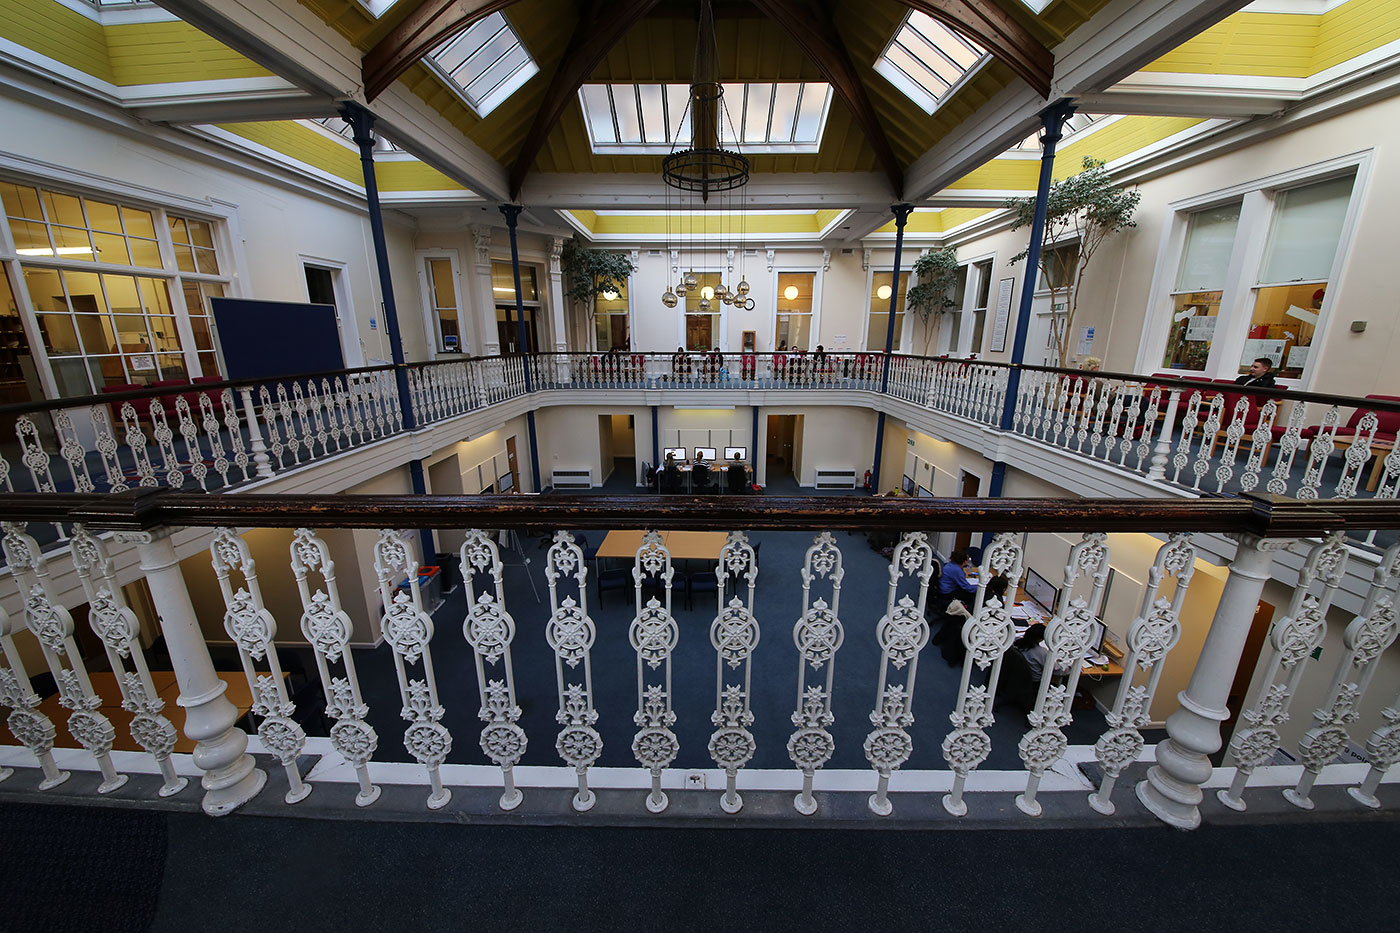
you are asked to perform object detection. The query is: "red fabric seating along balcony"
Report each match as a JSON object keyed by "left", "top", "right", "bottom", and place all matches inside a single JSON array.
[{"left": 1297, "top": 394, "right": 1400, "bottom": 446}]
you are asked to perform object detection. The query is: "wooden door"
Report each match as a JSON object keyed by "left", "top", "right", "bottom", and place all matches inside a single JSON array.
[
  {"left": 954, "top": 471, "right": 981, "bottom": 553},
  {"left": 1220, "top": 597, "right": 1277, "bottom": 754},
  {"left": 505, "top": 435, "right": 520, "bottom": 493}
]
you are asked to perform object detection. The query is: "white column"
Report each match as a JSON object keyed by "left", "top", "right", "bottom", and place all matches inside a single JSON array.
[
  {"left": 1136, "top": 532, "right": 1288, "bottom": 829},
  {"left": 548, "top": 237, "right": 568, "bottom": 353},
  {"left": 471, "top": 225, "right": 500, "bottom": 356},
  {"left": 126, "top": 529, "right": 266, "bottom": 815}
]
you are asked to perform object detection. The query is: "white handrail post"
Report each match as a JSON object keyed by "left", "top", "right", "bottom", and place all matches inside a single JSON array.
[
  {"left": 1146, "top": 388, "right": 1182, "bottom": 482},
  {"left": 125, "top": 528, "right": 267, "bottom": 815},
  {"left": 1136, "top": 531, "right": 1289, "bottom": 829},
  {"left": 240, "top": 387, "right": 274, "bottom": 479}
]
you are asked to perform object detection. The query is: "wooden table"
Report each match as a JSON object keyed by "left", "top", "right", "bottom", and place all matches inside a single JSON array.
[
  {"left": 4, "top": 671, "right": 259, "bottom": 755},
  {"left": 596, "top": 530, "right": 729, "bottom": 561}
]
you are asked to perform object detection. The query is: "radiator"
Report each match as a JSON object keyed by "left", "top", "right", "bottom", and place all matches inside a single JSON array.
[{"left": 814, "top": 468, "right": 858, "bottom": 489}]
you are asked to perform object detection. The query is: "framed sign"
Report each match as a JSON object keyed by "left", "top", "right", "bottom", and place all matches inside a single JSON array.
[{"left": 990, "top": 278, "right": 1014, "bottom": 353}]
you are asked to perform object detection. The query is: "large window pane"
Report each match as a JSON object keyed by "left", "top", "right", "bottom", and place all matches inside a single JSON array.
[
  {"left": 867, "top": 271, "right": 908, "bottom": 351},
  {"left": 1259, "top": 175, "right": 1354, "bottom": 285},
  {"left": 1160, "top": 291, "right": 1221, "bottom": 371},
  {"left": 1242, "top": 282, "right": 1323, "bottom": 379},
  {"left": 1175, "top": 202, "right": 1240, "bottom": 291}
]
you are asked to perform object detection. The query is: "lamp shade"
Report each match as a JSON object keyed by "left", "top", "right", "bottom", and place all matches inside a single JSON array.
[
  {"left": 877, "top": 284, "right": 892, "bottom": 300},
  {"left": 784, "top": 285, "right": 799, "bottom": 300}
]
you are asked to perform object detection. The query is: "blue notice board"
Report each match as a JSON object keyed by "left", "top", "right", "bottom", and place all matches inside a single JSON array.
[{"left": 210, "top": 298, "right": 344, "bottom": 380}]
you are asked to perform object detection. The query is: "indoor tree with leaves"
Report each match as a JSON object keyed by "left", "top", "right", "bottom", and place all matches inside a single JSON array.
[
  {"left": 1007, "top": 157, "right": 1140, "bottom": 367},
  {"left": 905, "top": 246, "right": 961, "bottom": 355},
  {"left": 560, "top": 237, "right": 637, "bottom": 349}
]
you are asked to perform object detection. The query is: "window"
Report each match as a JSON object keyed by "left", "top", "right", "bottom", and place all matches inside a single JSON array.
[
  {"left": 427, "top": 11, "right": 538, "bottom": 118},
  {"left": 874, "top": 11, "right": 987, "bottom": 115},
  {"left": 1161, "top": 202, "right": 1240, "bottom": 371},
  {"left": 578, "top": 82, "right": 832, "bottom": 154},
  {"left": 1036, "top": 243, "right": 1079, "bottom": 292},
  {"left": 684, "top": 273, "right": 721, "bottom": 351},
  {"left": 775, "top": 273, "right": 814, "bottom": 350},
  {"left": 492, "top": 262, "right": 539, "bottom": 354},
  {"left": 1244, "top": 175, "right": 1354, "bottom": 379},
  {"left": 1, "top": 180, "right": 230, "bottom": 396},
  {"left": 1009, "top": 113, "right": 1100, "bottom": 152},
  {"left": 594, "top": 277, "right": 629, "bottom": 351},
  {"left": 866, "top": 271, "right": 909, "bottom": 351},
  {"left": 425, "top": 258, "right": 460, "bottom": 352},
  {"left": 970, "top": 259, "right": 993, "bottom": 352},
  {"left": 0, "top": 266, "right": 38, "bottom": 411}
]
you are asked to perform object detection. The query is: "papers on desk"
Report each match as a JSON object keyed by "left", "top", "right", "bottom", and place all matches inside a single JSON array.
[{"left": 1010, "top": 605, "right": 1031, "bottom": 621}]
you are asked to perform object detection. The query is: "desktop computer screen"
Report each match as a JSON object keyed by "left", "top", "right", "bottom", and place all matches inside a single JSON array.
[
  {"left": 724, "top": 446, "right": 748, "bottom": 461},
  {"left": 663, "top": 447, "right": 687, "bottom": 462},
  {"left": 1024, "top": 568, "right": 1058, "bottom": 612},
  {"left": 695, "top": 447, "right": 717, "bottom": 462}
]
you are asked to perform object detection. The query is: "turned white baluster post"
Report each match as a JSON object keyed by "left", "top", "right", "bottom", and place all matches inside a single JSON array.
[
  {"left": 239, "top": 387, "right": 274, "bottom": 479},
  {"left": 1137, "top": 531, "right": 1288, "bottom": 829},
  {"left": 1146, "top": 388, "right": 1182, "bottom": 482},
  {"left": 126, "top": 528, "right": 267, "bottom": 815}
]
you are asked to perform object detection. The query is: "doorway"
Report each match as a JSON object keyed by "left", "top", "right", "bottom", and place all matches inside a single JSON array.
[
  {"left": 505, "top": 435, "right": 520, "bottom": 493},
  {"left": 765, "top": 414, "right": 799, "bottom": 485},
  {"left": 497, "top": 305, "right": 537, "bottom": 355},
  {"left": 1219, "top": 596, "right": 1277, "bottom": 760}
]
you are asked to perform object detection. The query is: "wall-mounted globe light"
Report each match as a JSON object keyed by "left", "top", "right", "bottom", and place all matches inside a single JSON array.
[
  {"left": 784, "top": 285, "right": 799, "bottom": 300},
  {"left": 877, "top": 284, "right": 892, "bottom": 300}
]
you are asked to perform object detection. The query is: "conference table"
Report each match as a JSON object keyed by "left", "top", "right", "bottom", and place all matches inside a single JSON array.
[{"left": 596, "top": 529, "right": 729, "bottom": 561}]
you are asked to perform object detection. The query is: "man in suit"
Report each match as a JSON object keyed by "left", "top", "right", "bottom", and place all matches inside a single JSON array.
[{"left": 1235, "top": 357, "right": 1277, "bottom": 387}]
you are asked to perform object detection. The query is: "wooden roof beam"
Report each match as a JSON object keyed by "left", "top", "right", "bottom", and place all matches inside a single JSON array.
[
  {"left": 363, "top": 0, "right": 522, "bottom": 102},
  {"left": 750, "top": 0, "right": 905, "bottom": 197},
  {"left": 894, "top": 1, "right": 1054, "bottom": 98},
  {"left": 507, "top": 0, "right": 663, "bottom": 200}
]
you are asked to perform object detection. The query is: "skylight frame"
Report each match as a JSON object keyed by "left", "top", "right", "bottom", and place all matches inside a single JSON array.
[
  {"left": 577, "top": 82, "right": 833, "bottom": 155},
  {"left": 425, "top": 11, "right": 540, "bottom": 119},
  {"left": 874, "top": 11, "right": 990, "bottom": 116},
  {"left": 1018, "top": 0, "right": 1055, "bottom": 13},
  {"left": 351, "top": 0, "right": 404, "bottom": 18}
]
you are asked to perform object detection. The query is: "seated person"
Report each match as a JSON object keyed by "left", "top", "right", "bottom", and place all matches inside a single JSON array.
[
  {"left": 1015, "top": 622, "right": 1073, "bottom": 683},
  {"left": 934, "top": 598, "right": 972, "bottom": 667},
  {"left": 984, "top": 573, "right": 1008, "bottom": 608},
  {"left": 671, "top": 346, "right": 690, "bottom": 380},
  {"left": 726, "top": 454, "right": 746, "bottom": 494},
  {"left": 661, "top": 453, "right": 683, "bottom": 493},
  {"left": 938, "top": 548, "right": 979, "bottom": 602},
  {"left": 1235, "top": 356, "right": 1277, "bottom": 388}
]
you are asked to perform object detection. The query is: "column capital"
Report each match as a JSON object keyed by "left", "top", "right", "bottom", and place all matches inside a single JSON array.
[{"left": 471, "top": 225, "right": 493, "bottom": 266}]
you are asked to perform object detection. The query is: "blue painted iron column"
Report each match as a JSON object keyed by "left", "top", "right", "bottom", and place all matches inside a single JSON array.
[
  {"left": 870, "top": 202, "right": 914, "bottom": 495},
  {"left": 500, "top": 203, "right": 543, "bottom": 492},
  {"left": 986, "top": 99, "right": 1076, "bottom": 505},
  {"left": 343, "top": 102, "right": 434, "bottom": 564}
]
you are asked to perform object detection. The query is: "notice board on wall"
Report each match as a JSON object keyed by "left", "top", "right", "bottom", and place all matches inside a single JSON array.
[{"left": 210, "top": 298, "right": 344, "bottom": 380}]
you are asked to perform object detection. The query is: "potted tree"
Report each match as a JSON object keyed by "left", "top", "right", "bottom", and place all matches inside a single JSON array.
[
  {"left": 905, "top": 246, "right": 960, "bottom": 355},
  {"left": 560, "top": 237, "right": 636, "bottom": 350},
  {"left": 1007, "top": 157, "right": 1140, "bottom": 368}
]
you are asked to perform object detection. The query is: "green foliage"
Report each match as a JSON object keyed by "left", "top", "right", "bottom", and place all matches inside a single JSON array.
[
  {"left": 1005, "top": 157, "right": 1141, "bottom": 366},
  {"left": 560, "top": 237, "right": 636, "bottom": 308},
  {"left": 905, "top": 246, "right": 961, "bottom": 321}
]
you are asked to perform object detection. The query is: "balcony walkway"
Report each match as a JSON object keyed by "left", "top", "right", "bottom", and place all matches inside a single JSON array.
[{"left": 3, "top": 796, "right": 1397, "bottom": 931}]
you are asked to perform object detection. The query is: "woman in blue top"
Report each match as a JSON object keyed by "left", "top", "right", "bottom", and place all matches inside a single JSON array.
[{"left": 938, "top": 548, "right": 978, "bottom": 599}]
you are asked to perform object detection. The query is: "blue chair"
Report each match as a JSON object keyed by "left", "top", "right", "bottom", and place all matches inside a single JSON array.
[
  {"left": 687, "top": 566, "right": 719, "bottom": 610},
  {"left": 595, "top": 560, "right": 631, "bottom": 606}
]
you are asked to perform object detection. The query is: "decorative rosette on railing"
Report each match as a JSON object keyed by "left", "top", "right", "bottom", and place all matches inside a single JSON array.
[
  {"left": 708, "top": 531, "right": 759, "bottom": 813},
  {"left": 629, "top": 531, "right": 679, "bottom": 813},
  {"left": 209, "top": 528, "right": 309, "bottom": 804},
  {"left": 460, "top": 529, "right": 526, "bottom": 811},
  {"left": 373, "top": 529, "right": 452, "bottom": 810},
  {"left": 545, "top": 531, "right": 602, "bottom": 812},
  {"left": 1219, "top": 531, "right": 1349, "bottom": 811},
  {"left": 789, "top": 532, "right": 845, "bottom": 815}
]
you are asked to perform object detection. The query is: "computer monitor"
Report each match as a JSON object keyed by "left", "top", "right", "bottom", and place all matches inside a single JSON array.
[
  {"left": 724, "top": 446, "right": 748, "bottom": 461},
  {"left": 901, "top": 474, "right": 915, "bottom": 495},
  {"left": 695, "top": 446, "right": 717, "bottom": 462},
  {"left": 663, "top": 446, "right": 687, "bottom": 462},
  {"left": 1024, "top": 568, "right": 1058, "bottom": 612},
  {"left": 1088, "top": 619, "right": 1107, "bottom": 655}
]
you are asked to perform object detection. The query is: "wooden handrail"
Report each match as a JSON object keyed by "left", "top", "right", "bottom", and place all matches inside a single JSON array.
[{"left": 2, "top": 490, "right": 1395, "bottom": 537}]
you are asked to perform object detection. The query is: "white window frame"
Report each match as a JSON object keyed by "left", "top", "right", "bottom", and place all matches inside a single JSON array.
[
  {"left": 862, "top": 266, "right": 911, "bottom": 352},
  {"left": 1135, "top": 150, "right": 1372, "bottom": 388},
  {"left": 416, "top": 248, "right": 465, "bottom": 359},
  {"left": 0, "top": 158, "right": 245, "bottom": 399},
  {"left": 770, "top": 266, "right": 824, "bottom": 352},
  {"left": 299, "top": 254, "right": 365, "bottom": 368}
]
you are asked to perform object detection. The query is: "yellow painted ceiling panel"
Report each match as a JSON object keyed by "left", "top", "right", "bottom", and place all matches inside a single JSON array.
[
  {"left": 1056, "top": 116, "right": 1202, "bottom": 171},
  {"left": 216, "top": 122, "right": 363, "bottom": 185},
  {"left": 871, "top": 208, "right": 991, "bottom": 234},
  {"left": 1, "top": 0, "right": 114, "bottom": 83},
  {"left": 1141, "top": 13, "right": 1318, "bottom": 77},
  {"left": 106, "top": 22, "right": 272, "bottom": 85},
  {"left": 1314, "top": 0, "right": 1400, "bottom": 72},
  {"left": 585, "top": 212, "right": 831, "bottom": 236},
  {"left": 945, "top": 159, "right": 1039, "bottom": 191},
  {"left": 378, "top": 161, "right": 467, "bottom": 192}
]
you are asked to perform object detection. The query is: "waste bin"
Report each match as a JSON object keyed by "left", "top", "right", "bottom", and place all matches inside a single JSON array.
[
  {"left": 436, "top": 553, "right": 461, "bottom": 593},
  {"left": 396, "top": 565, "right": 442, "bottom": 610}
]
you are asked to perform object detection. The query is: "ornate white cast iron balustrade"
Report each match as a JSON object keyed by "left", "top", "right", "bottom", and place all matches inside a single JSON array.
[
  {"left": 544, "top": 531, "right": 602, "bottom": 812},
  {"left": 629, "top": 531, "right": 680, "bottom": 813},
  {"left": 789, "top": 532, "right": 845, "bottom": 815},
  {"left": 708, "top": 532, "right": 759, "bottom": 813}
]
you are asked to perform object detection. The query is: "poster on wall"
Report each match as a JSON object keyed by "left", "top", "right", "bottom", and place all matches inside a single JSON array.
[
  {"left": 989, "top": 278, "right": 1014, "bottom": 353},
  {"left": 1185, "top": 315, "right": 1217, "bottom": 342}
]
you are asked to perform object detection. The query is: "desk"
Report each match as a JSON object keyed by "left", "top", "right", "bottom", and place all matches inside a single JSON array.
[
  {"left": 597, "top": 530, "right": 729, "bottom": 561},
  {"left": 5, "top": 671, "right": 259, "bottom": 755}
]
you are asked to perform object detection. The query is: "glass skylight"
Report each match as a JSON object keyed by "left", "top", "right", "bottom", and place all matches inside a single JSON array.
[
  {"left": 874, "top": 11, "right": 987, "bottom": 115},
  {"left": 1009, "top": 112, "right": 1100, "bottom": 151},
  {"left": 578, "top": 82, "right": 832, "bottom": 154},
  {"left": 427, "top": 11, "right": 539, "bottom": 119},
  {"left": 308, "top": 118, "right": 404, "bottom": 153},
  {"left": 357, "top": 1, "right": 404, "bottom": 17},
  {"left": 1019, "top": 0, "right": 1054, "bottom": 14}
]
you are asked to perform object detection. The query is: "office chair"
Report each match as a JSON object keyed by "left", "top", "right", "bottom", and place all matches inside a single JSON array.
[
  {"left": 691, "top": 463, "right": 712, "bottom": 493},
  {"left": 595, "top": 560, "right": 631, "bottom": 606},
  {"left": 726, "top": 463, "right": 747, "bottom": 495},
  {"left": 686, "top": 566, "right": 720, "bottom": 610}
]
